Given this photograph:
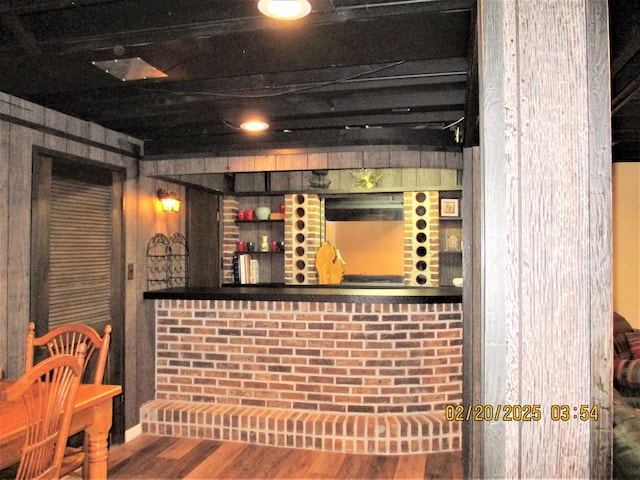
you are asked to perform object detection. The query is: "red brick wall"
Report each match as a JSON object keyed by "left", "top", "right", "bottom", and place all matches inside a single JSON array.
[
  {"left": 222, "top": 197, "right": 240, "bottom": 284},
  {"left": 155, "top": 300, "right": 462, "bottom": 413},
  {"left": 146, "top": 299, "right": 463, "bottom": 454}
]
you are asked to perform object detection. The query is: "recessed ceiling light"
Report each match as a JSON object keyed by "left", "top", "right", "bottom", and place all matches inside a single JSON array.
[
  {"left": 257, "top": 0, "right": 311, "bottom": 20},
  {"left": 92, "top": 57, "right": 167, "bottom": 81},
  {"left": 240, "top": 119, "right": 270, "bottom": 132}
]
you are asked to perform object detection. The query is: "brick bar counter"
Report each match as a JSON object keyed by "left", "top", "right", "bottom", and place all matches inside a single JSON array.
[{"left": 142, "top": 286, "right": 462, "bottom": 454}]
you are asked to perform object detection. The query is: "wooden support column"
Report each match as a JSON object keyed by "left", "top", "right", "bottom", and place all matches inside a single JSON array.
[{"left": 476, "top": 1, "right": 612, "bottom": 478}]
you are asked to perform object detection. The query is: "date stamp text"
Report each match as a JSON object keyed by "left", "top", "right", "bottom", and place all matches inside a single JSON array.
[{"left": 445, "top": 404, "right": 599, "bottom": 422}]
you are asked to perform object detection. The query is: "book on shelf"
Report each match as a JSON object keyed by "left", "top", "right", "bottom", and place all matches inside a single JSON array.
[
  {"left": 240, "top": 254, "right": 249, "bottom": 284},
  {"left": 234, "top": 254, "right": 259, "bottom": 284},
  {"left": 232, "top": 254, "right": 240, "bottom": 284},
  {"left": 249, "top": 259, "right": 259, "bottom": 284}
]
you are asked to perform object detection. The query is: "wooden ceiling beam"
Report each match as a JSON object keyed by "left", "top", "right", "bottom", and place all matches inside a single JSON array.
[
  {"left": 611, "top": 31, "right": 640, "bottom": 77},
  {"left": 142, "top": 125, "right": 460, "bottom": 157},
  {"left": 612, "top": 71, "right": 640, "bottom": 116},
  {"left": 0, "top": 0, "right": 121, "bottom": 15}
]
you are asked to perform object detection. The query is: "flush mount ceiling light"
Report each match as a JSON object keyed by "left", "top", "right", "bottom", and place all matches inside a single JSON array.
[
  {"left": 257, "top": 0, "right": 311, "bottom": 20},
  {"left": 92, "top": 57, "right": 167, "bottom": 81},
  {"left": 240, "top": 119, "right": 270, "bottom": 132}
]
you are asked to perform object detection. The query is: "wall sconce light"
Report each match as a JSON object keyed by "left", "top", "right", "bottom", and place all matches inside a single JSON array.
[{"left": 157, "top": 189, "right": 181, "bottom": 213}]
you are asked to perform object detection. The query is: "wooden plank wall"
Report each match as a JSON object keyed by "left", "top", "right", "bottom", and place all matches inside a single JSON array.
[
  {"left": 586, "top": 2, "right": 614, "bottom": 477},
  {"left": 233, "top": 167, "right": 460, "bottom": 193},
  {"left": 462, "top": 146, "right": 481, "bottom": 479},
  {"left": 140, "top": 150, "right": 463, "bottom": 180},
  {"left": 477, "top": 1, "right": 612, "bottom": 478},
  {"left": 0, "top": 91, "right": 180, "bottom": 434}
]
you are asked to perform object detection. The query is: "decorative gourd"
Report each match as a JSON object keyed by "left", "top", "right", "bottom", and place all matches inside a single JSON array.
[{"left": 315, "top": 242, "right": 345, "bottom": 285}]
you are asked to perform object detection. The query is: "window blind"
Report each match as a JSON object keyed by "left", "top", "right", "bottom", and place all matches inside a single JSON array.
[{"left": 48, "top": 176, "right": 112, "bottom": 329}]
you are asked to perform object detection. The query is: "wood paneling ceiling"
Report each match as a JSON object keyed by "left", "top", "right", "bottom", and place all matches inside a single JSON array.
[{"left": 0, "top": 0, "right": 637, "bottom": 161}]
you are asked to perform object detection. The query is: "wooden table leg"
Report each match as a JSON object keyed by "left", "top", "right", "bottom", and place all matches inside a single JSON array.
[{"left": 84, "top": 400, "right": 113, "bottom": 480}]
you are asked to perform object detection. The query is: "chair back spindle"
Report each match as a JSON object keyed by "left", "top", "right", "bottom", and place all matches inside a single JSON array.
[
  {"left": 1, "top": 346, "right": 85, "bottom": 480},
  {"left": 25, "top": 322, "right": 111, "bottom": 385}
]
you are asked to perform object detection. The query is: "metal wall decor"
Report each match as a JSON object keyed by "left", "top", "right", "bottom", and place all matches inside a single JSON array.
[
  {"left": 351, "top": 168, "right": 382, "bottom": 188},
  {"left": 309, "top": 170, "right": 331, "bottom": 189},
  {"left": 167, "top": 233, "right": 189, "bottom": 287},
  {"left": 146, "top": 232, "right": 189, "bottom": 289}
]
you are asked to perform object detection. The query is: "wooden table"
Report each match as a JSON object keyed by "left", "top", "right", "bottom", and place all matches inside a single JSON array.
[{"left": 0, "top": 383, "right": 122, "bottom": 479}]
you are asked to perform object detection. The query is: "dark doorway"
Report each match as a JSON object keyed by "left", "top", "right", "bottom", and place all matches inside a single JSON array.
[
  {"left": 30, "top": 151, "right": 125, "bottom": 443},
  {"left": 186, "top": 187, "right": 220, "bottom": 287}
]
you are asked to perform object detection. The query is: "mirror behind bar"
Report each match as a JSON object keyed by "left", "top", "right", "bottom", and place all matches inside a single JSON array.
[{"left": 324, "top": 193, "right": 405, "bottom": 284}]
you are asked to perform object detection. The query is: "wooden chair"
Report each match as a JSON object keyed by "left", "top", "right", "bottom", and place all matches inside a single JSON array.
[
  {"left": 25, "top": 322, "right": 112, "bottom": 476},
  {"left": 25, "top": 322, "right": 111, "bottom": 384},
  {"left": 0, "top": 348, "right": 85, "bottom": 480}
]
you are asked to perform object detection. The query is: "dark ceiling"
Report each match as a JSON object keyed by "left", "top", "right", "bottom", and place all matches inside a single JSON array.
[
  {"left": 609, "top": 0, "right": 640, "bottom": 162},
  {"left": 0, "top": 0, "right": 637, "bottom": 162}
]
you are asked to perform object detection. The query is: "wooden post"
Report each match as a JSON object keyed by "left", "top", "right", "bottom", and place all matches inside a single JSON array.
[{"left": 476, "top": 0, "right": 612, "bottom": 477}]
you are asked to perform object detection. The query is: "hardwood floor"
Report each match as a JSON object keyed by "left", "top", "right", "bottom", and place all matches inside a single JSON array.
[{"left": 76, "top": 434, "right": 463, "bottom": 479}]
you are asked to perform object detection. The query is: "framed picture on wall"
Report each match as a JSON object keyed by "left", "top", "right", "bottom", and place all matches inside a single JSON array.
[{"left": 440, "top": 198, "right": 459, "bottom": 217}]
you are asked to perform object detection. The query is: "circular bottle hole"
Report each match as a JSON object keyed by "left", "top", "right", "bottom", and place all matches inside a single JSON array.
[
  {"left": 416, "top": 260, "right": 427, "bottom": 271},
  {"left": 296, "top": 194, "right": 305, "bottom": 205},
  {"left": 296, "top": 233, "right": 305, "bottom": 243},
  {"left": 416, "top": 219, "right": 426, "bottom": 230},
  {"left": 415, "top": 205, "right": 426, "bottom": 216},
  {"left": 296, "top": 207, "right": 305, "bottom": 218},
  {"left": 295, "top": 246, "right": 305, "bottom": 256},
  {"left": 416, "top": 246, "right": 427, "bottom": 257},
  {"left": 296, "top": 220, "right": 305, "bottom": 230},
  {"left": 416, "top": 232, "right": 427, "bottom": 243},
  {"left": 416, "top": 274, "right": 427, "bottom": 285},
  {"left": 296, "top": 260, "right": 306, "bottom": 270},
  {"left": 415, "top": 192, "right": 426, "bottom": 203},
  {"left": 296, "top": 273, "right": 306, "bottom": 283}
]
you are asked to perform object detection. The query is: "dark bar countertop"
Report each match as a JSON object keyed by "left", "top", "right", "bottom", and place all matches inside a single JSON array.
[{"left": 143, "top": 284, "right": 462, "bottom": 304}]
